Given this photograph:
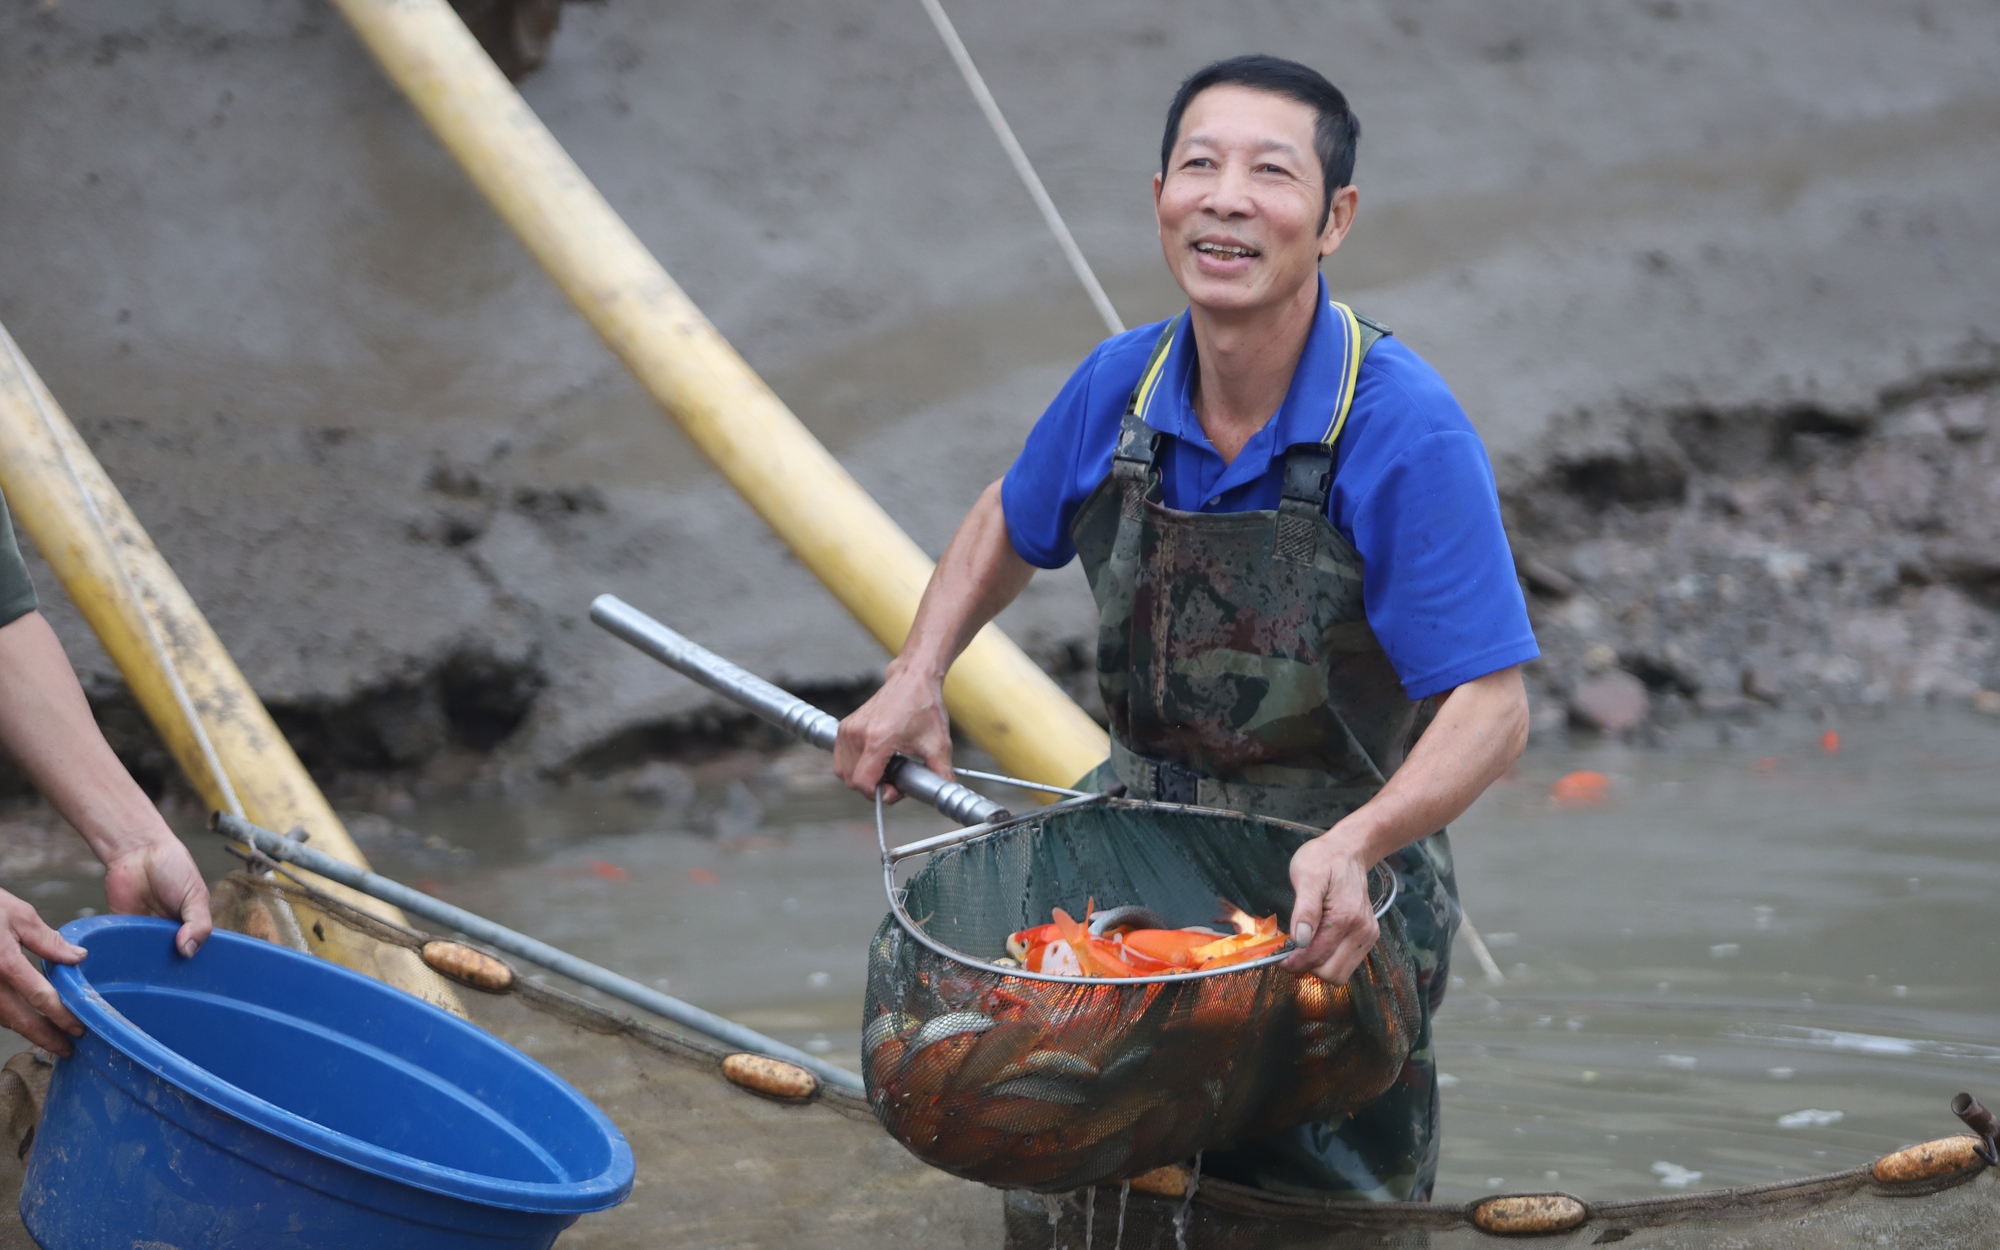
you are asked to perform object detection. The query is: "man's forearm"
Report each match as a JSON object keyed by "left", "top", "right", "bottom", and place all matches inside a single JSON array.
[
  {"left": 890, "top": 480, "right": 1035, "bottom": 682},
  {"left": 1330, "top": 665, "right": 1529, "bottom": 862},
  {"left": 0, "top": 612, "right": 165, "bottom": 859},
  {"left": 1283, "top": 666, "right": 1528, "bottom": 978},
  {"left": 834, "top": 481, "right": 1035, "bottom": 793}
]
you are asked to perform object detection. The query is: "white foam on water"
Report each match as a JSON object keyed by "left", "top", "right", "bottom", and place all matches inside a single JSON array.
[
  {"left": 1778, "top": 1109, "right": 1845, "bottom": 1128},
  {"left": 1652, "top": 1161, "right": 1703, "bottom": 1187},
  {"left": 1731, "top": 1025, "right": 2000, "bottom": 1062}
]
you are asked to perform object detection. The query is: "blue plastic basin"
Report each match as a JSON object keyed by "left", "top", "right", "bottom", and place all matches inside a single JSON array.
[{"left": 22, "top": 915, "right": 634, "bottom": 1249}]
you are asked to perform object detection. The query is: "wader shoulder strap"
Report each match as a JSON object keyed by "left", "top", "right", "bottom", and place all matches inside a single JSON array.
[
  {"left": 1113, "top": 315, "right": 1182, "bottom": 475},
  {"left": 1313, "top": 301, "right": 1388, "bottom": 450},
  {"left": 1116, "top": 307, "right": 1385, "bottom": 512},
  {"left": 1276, "top": 303, "right": 1388, "bottom": 562}
]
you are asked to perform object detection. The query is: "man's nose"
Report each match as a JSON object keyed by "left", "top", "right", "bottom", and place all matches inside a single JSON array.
[{"left": 1204, "top": 161, "right": 1258, "bottom": 217}]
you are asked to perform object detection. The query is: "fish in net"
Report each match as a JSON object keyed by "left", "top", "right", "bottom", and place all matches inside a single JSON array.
[{"left": 863, "top": 796, "right": 1423, "bottom": 1192}]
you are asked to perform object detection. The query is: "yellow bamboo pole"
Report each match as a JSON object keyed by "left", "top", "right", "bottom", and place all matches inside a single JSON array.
[
  {"left": 0, "top": 322, "right": 459, "bottom": 1015},
  {"left": 330, "top": 0, "right": 1109, "bottom": 787}
]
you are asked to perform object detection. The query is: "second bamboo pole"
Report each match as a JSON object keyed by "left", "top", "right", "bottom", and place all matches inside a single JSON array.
[{"left": 328, "top": 0, "right": 1110, "bottom": 789}]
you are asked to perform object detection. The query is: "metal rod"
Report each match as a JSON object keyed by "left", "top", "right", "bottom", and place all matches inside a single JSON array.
[
  {"left": 589, "top": 594, "right": 1008, "bottom": 827},
  {"left": 951, "top": 767, "right": 1091, "bottom": 798},
  {"left": 1953, "top": 1092, "right": 2000, "bottom": 1164},
  {"left": 887, "top": 821, "right": 1002, "bottom": 864},
  {"left": 211, "top": 812, "right": 865, "bottom": 1094}
]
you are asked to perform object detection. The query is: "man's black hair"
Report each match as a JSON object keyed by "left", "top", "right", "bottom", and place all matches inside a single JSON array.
[{"left": 1159, "top": 55, "right": 1360, "bottom": 231}]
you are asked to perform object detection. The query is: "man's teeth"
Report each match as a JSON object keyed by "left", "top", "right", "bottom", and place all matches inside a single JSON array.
[{"left": 1195, "top": 242, "right": 1256, "bottom": 259}]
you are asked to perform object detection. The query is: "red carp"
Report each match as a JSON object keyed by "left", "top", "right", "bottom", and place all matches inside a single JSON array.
[{"left": 1003, "top": 899, "right": 1287, "bottom": 978}]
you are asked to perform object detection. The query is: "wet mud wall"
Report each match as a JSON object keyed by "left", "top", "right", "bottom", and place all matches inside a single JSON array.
[
  {"left": 1, "top": 0, "right": 1996, "bottom": 792},
  {"left": 1511, "top": 381, "right": 2000, "bottom": 737}
]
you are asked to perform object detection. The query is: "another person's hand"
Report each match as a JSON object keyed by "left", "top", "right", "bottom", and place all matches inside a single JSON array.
[
  {"left": 1282, "top": 830, "right": 1381, "bottom": 983},
  {"left": 834, "top": 662, "right": 955, "bottom": 803},
  {"left": 102, "top": 830, "right": 211, "bottom": 960},
  {"left": 0, "top": 890, "right": 87, "bottom": 1057}
]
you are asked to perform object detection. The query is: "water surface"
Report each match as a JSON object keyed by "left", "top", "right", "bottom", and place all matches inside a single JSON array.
[{"left": 14, "top": 707, "right": 1998, "bottom": 1203}]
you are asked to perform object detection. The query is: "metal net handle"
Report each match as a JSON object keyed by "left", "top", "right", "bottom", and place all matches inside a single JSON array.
[{"left": 873, "top": 787, "right": 1399, "bottom": 987}]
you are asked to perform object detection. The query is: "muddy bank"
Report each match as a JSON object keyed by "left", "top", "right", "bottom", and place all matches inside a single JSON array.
[
  {"left": 1, "top": 0, "right": 1997, "bottom": 791},
  {"left": 1513, "top": 377, "right": 2000, "bottom": 737}
]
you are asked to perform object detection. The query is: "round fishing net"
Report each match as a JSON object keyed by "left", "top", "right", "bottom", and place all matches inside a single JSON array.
[{"left": 863, "top": 796, "right": 1422, "bottom": 1192}]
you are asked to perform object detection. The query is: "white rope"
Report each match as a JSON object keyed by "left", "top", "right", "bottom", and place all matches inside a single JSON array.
[
  {"left": 1457, "top": 914, "right": 1506, "bottom": 984},
  {"left": 916, "top": 0, "right": 1125, "bottom": 338},
  {"left": 0, "top": 325, "right": 244, "bottom": 819}
]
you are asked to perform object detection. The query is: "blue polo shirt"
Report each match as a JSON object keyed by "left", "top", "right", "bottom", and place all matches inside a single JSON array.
[{"left": 1001, "top": 279, "right": 1537, "bottom": 701}]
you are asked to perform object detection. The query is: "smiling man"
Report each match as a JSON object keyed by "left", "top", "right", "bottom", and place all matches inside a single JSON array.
[{"left": 836, "top": 55, "right": 1536, "bottom": 1200}]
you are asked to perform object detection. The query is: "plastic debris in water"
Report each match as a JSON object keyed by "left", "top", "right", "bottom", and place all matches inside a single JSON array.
[
  {"left": 1548, "top": 770, "right": 1611, "bottom": 808},
  {"left": 1653, "top": 1161, "right": 1703, "bottom": 1187},
  {"left": 1778, "top": 1108, "right": 1845, "bottom": 1129}
]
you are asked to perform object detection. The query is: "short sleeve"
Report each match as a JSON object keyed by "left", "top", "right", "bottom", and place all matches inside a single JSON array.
[
  {"left": 1347, "top": 429, "right": 1538, "bottom": 699},
  {"left": 0, "top": 489, "right": 38, "bottom": 630},
  {"left": 1001, "top": 328, "right": 1158, "bottom": 569}
]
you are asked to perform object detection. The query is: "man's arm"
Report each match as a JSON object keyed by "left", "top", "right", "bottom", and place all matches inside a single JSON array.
[
  {"left": 1282, "top": 664, "right": 1528, "bottom": 983},
  {"left": 0, "top": 611, "right": 212, "bottom": 1055},
  {"left": 834, "top": 480, "right": 1034, "bottom": 798}
]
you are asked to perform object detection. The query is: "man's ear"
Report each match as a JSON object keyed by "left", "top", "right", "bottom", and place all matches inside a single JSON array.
[{"left": 1319, "top": 184, "right": 1360, "bottom": 259}]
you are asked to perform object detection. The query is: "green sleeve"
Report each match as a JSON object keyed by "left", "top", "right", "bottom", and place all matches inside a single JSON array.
[{"left": 0, "top": 489, "right": 39, "bottom": 629}]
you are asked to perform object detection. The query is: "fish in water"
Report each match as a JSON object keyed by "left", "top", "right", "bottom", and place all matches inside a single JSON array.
[{"left": 1004, "top": 900, "right": 1287, "bottom": 978}]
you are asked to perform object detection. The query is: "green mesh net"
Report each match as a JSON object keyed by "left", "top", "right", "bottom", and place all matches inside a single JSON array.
[{"left": 862, "top": 796, "right": 1422, "bottom": 1192}]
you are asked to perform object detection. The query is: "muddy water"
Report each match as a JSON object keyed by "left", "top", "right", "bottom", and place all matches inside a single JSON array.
[{"left": 10, "top": 708, "right": 1999, "bottom": 1204}]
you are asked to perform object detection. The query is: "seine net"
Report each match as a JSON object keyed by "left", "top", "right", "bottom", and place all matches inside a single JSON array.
[{"left": 863, "top": 796, "right": 1422, "bottom": 1192}]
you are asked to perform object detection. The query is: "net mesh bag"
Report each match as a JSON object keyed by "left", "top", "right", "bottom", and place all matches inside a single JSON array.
[{"left": 863, "top": 796, "right": 1423, "bottom": 1192}]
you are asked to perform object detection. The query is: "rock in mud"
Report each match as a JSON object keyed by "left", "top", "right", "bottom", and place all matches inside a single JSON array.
[{"left": 1569, "top": 671, "right": 1649, "bottom": 732}]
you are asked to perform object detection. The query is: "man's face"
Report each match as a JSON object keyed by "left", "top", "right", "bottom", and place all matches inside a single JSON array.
[{"left": 1154, "top": 84, "right": 1356, "bottom": 317}]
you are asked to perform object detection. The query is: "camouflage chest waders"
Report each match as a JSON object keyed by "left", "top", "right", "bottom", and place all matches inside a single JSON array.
[{"left": 1067, "top": 302, "right": 1460, "bottom": 1201}]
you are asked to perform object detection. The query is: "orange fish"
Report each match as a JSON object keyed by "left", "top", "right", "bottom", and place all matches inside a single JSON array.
[
  {"left": 1186, "top": 902, "right": 1284, "bottom": 966},
  {"left": 1549, "top": 769, "right": 1611, "bottom": 808},
  {"left": 1004, "top": 899, "right": 1285, "bottom": 977},
  {"left": 1117, "top": 928, "right": 1213, "bottom": 970},
  {"left": 1005, "top": 923, "right": 1061, "bottom": 962},
  {"left": 1050, "top": 904, "right": 1144, "bottom": 978}
]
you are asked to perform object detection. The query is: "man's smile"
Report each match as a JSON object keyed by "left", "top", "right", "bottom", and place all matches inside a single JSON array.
[{"left": 1192, "top": 237, "right": 1261, "bottom": 261}]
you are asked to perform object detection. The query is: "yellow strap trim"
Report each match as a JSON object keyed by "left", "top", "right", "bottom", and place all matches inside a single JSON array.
[
  {"left": 1132, "top": 316, "right": 1179, "bottom": 425},
  {"left": 1318, "top": 299, "right": 1364, "bottom": 446}
]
